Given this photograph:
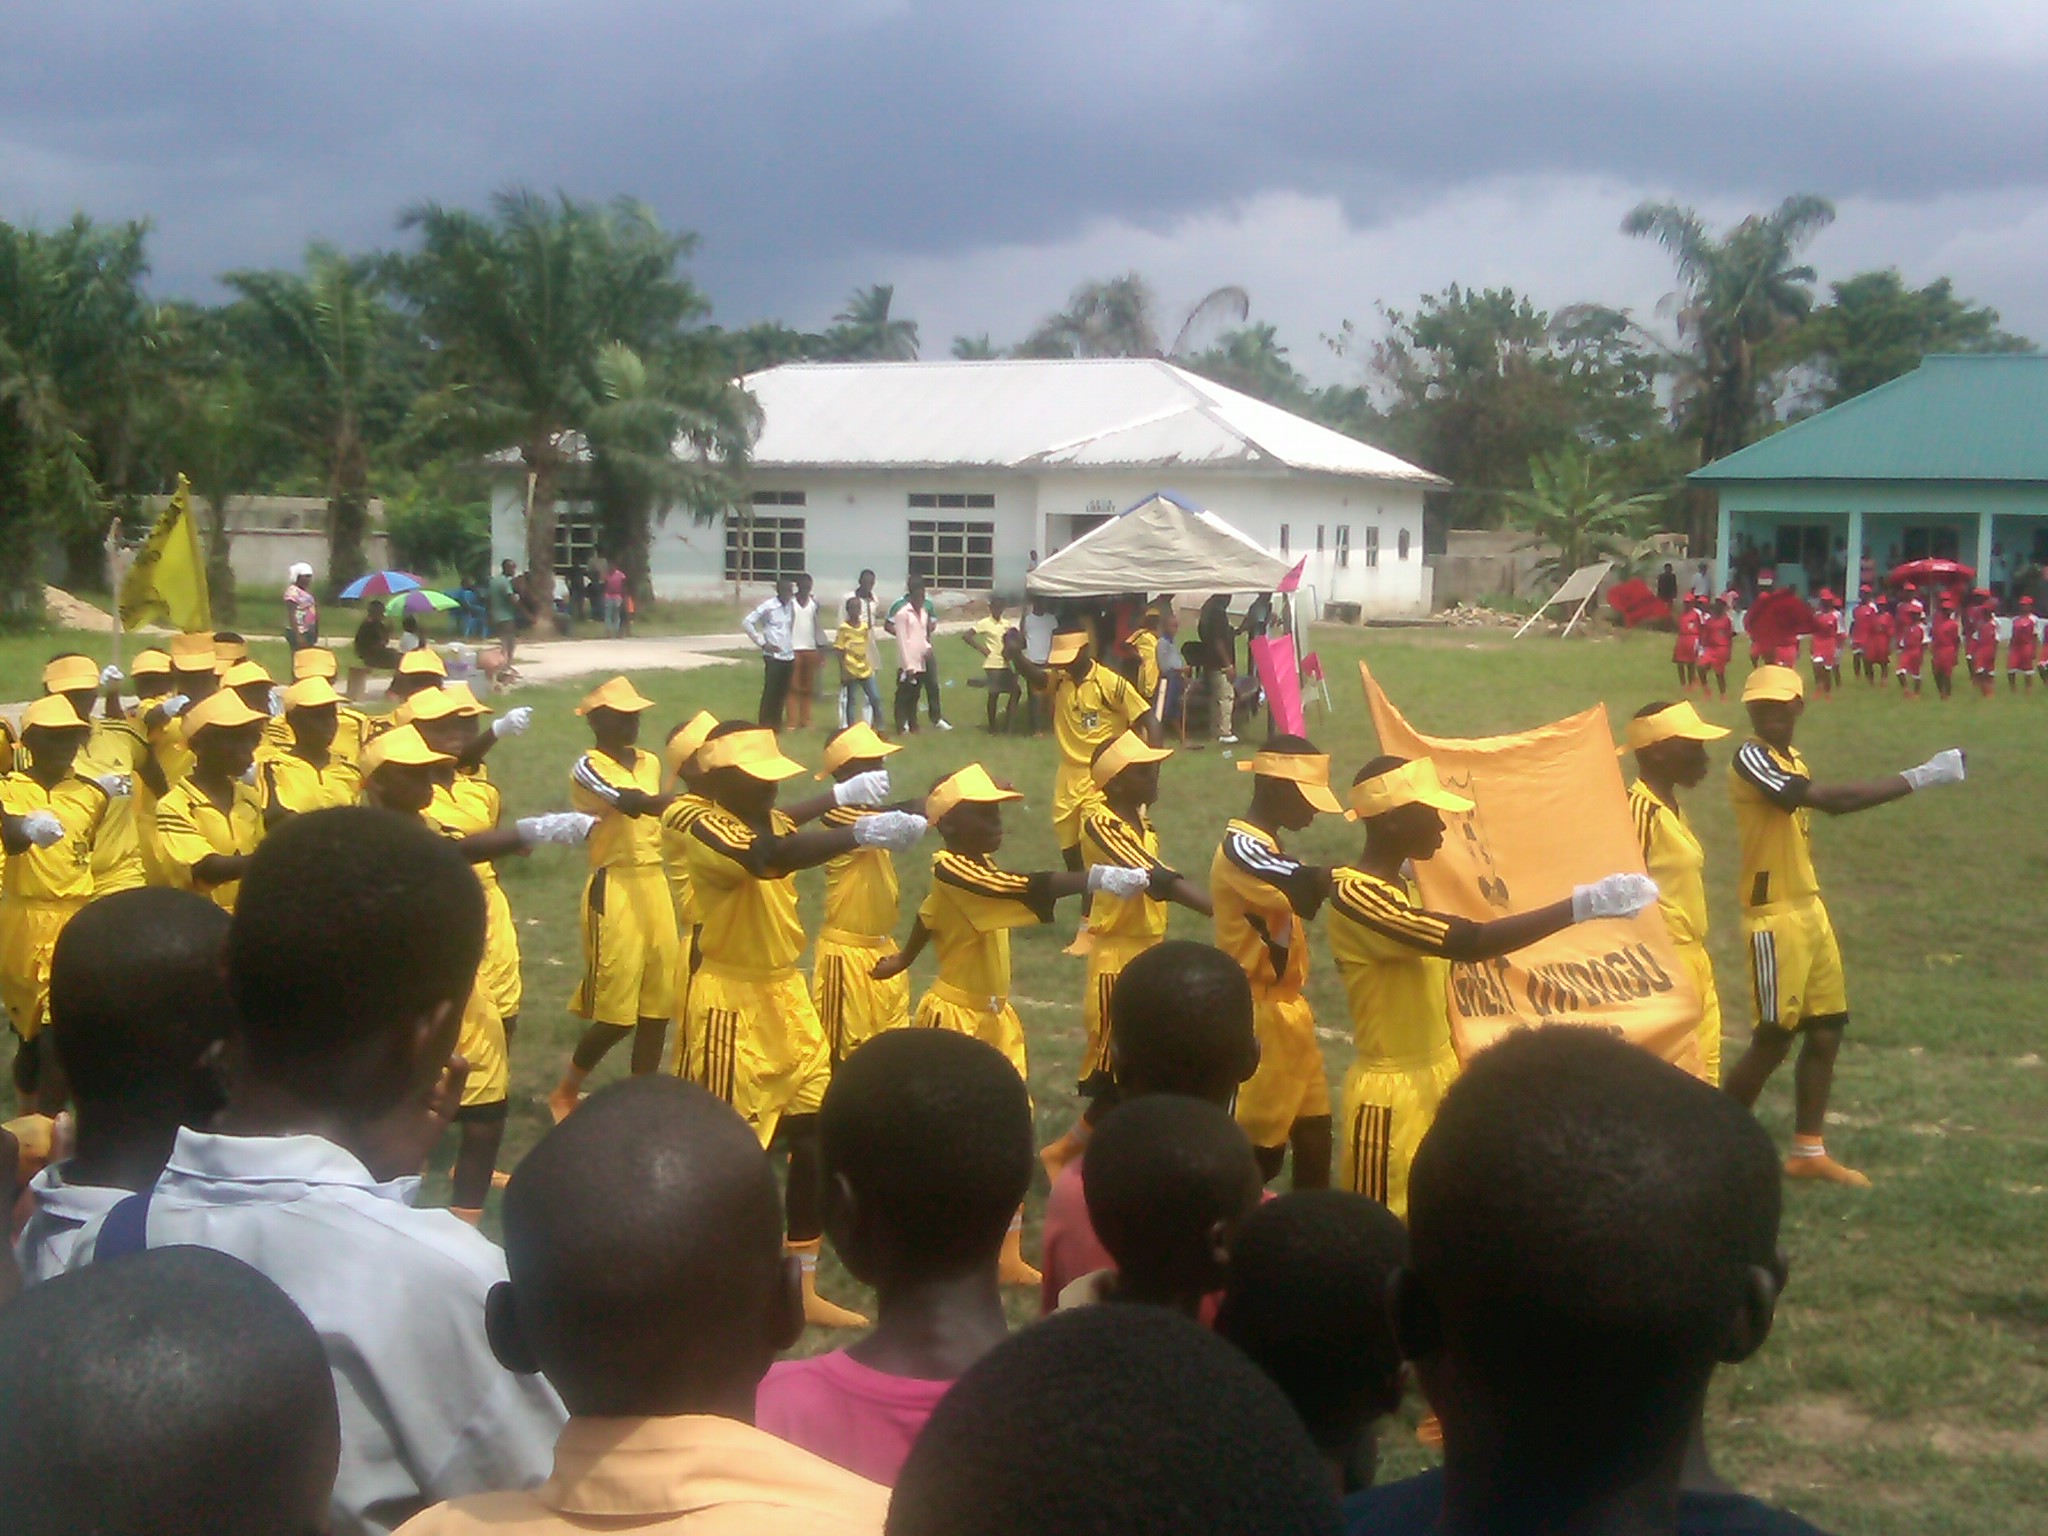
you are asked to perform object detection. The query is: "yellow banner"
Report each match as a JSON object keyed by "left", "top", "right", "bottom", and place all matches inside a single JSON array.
[
  {"left": 1360, "top": 661, "right": 1700, "bottom": 1073},
  {"left": 118, "top": 474, "right": 212, "bottom": 635}
]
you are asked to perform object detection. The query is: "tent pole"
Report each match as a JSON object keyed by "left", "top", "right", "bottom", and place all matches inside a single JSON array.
[{"left": 1559, "top": 586, "right": 1599, "bottom": 638}]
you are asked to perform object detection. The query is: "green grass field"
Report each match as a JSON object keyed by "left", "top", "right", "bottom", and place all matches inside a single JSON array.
[{"left": 10, "top": 621, "right": 2046, "bottom": 1530}]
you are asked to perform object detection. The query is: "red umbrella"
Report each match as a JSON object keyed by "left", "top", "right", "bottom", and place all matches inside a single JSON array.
[
  {"left": 1888, "top": 558, "right": 1974, "bottom": 588},
  {"left": 1744, "top": 589, "right": 1817, "bottom": 650},
  {"left": 1604, "top": 578, "right": 1668, "bottom": 628}
]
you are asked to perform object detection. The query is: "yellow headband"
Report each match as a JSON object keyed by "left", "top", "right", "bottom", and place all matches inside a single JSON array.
[
  {"left": 1623, "top": 701, "right": 1731, "bottom": 753},
  {"left": 1347, "top": 758, "right": 1474, "bottom": 821},
  {"left": 819, "top": 722, "right": 903, "bottom": 777},
  {"left": 1236, "top": 750, "right": 1343, "bottom": 815},
  {"left": 696, "top": 727, "right": 806, "bottom": 781},
  {"left": 927, "top": 763, "right": 1023, "bottom": 824},
  {"left": 1091, "top": 729, "right": 1172, "bottom": 787}
]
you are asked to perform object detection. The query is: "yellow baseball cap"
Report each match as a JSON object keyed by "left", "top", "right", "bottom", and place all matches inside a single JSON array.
[
  {"left": 1622, "top": 700, "right": 1731, "bottom": 754},
  {"left": 361, "top": 723, "right": 452, "bottom": 775},
  {"left": 818, "top": 722, "right": 903, "bottom": 777},
  {"left": 576, "top": 675, "right": 657, "bottom": 715},
  {"left": 927, "top": 763, "right": 1024, "bottom": 823},
  {"left": 696, "top": 726, "right": 806, "bottom": 781},
  {"left": 1236, "top": 748, "right": 1344, "bottom": 815},
  {"left": 223, "top": 660, "right": 274, "bottom": 690},
  {"left": 1090, "top": 729, "right": 1171, "bottom": 788},
  {"left": 169, "top": 633, "right": 218, "bottom": 671},
  {"left": 130, "top": 649, "right": 172, "bottom": 676},
  {"left": 665, "top": 710, "right": 720, "bottom": 781},
  {"left": 183, "top": 692, "right": 267, "bottom": 734},
  {"left": 41, "top": 655, "right": 99, "bottom": 694},
  {"left": 292, "top": 647, "right": 339, "bottom": 680},
  {"left": 1741, "top": 665, "right": 1805, "bottom": 705},
  {"left": 403, "top": 683, "right": 491, "bottom": 724},
  {"left": 282, "top": 677, "right": 344, "bottom": 711},
  {"left": 1047, "top": 631, "right": 1090, "bottom": 666},
  {"left": 211, "top": 635, "right": 249, "bottom": 666},
  {"left": 396, "top": 649, "right": 448, "bottom": 679},
  {"left": 21, "top": 695, "right": 90, "bottom": 731},
  {"left": 1346, "top": 757, "right": 1473, "bottom": 821}
]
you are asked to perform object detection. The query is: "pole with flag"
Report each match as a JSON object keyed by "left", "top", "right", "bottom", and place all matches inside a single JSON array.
[{"left": 118, "top": 474, "right": 213, "bottom": 637}]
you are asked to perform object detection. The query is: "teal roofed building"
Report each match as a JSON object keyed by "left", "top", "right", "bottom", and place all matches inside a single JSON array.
[{"left": 1691, "top": 354, "right": 2048, "bottom": 597}]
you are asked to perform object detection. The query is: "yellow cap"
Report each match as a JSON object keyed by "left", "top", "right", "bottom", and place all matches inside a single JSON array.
[
  {"left": 282, "top": 677, "right": 344, "bottom": 711},
  {"left": 211, "top": 635, "right": 248, "bottom": 666},
  {"left": 223, "top": 660, "right": 274, "bottom": 690},
  {"left": 818, "top": 722, "right": 903, "bottom": 777},
  {"left": 169, "top": 633, "right": 218, "bottom": 672},
  {"left": 130, "top": 649, "right": 172, "bottom": 676},
  {"left": 665, "top": 711, "right": 720, "bottom": 781},
  {"left": 695, "top": 726, "right": 806, "bottom": 781},
  {"left": 1047, "top": 631, "right": 1089, "bottom": 666},
  {"left": 41, "top": 655, "right": 99, "bottom": 694},
  {"left": 1090, "top": 729, "right": 1172, "bottom": 788},
  {"left": 1236, "top": 748, "right": 1343, "bottom": 815},
  {"left": 361, "top": 723, "right": 453, "bottom": 775},
  {"left": 927, "top": 762, "right": 1024, "bottom": 823},
  {"left": 292, "top": 647, "right": 339, "bottom": 680},
  {"left": 21, "top": 695, "right": 90, "bottom": 731},
  {"left": 1622, "top": 700, "right": 1731, "bottom": 754},
  {"left": 1346, "top": 758, "right": 1474, "bottom": 821},
  {"left": 576, "top": 675, "right": 656, "bottom": 715},
  {"left": 403, "top": 683, "right": 491, "bottom": 724},
  {"left": 1741, "top": 665, "right": 1805, "bottom": 705},
  {"left": 396, "top": 648, "right": 448, "bottom": 679},
  {"left": 183, "top": 692, "right": 267, "bottom": 734}
]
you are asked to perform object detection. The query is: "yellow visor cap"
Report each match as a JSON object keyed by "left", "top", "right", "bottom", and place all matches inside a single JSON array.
[
  {"left": 130, "top": 649, "right": 172, "bottom": 676},
  {"left": 362, "top": 723, "right": 451, "bottom": 774},
  {"left": 576, "top": 675, "right": 656, "bottom": 716},
  {"left": 42, "top": 655, "right": 99, "bottom": 694},
  {"left": 1741, "top": 665, "right": 1805, "bottom": 704},
  {"left": 404, "top": 684, "right": 490, "bottom": 724},
  {"left": 1237, "top": 749, "right": 1343, "bottom": 815},
  {"left": 1347, "top": 758, "right": 1474, "bottom": 821},
  {"left": 396, "top": 648, "right": 448, "bottom": 678},
  {"left": 819, "top": 722, "right": 903, "bottom": 777},
  {"left": 1047, "top": 631, "right": 1089, "bottom": 666},
  {"left": 292, "top": 647, "right": 339, "bottom": 680},
  {"left": 695, "top": 726, "right": 806, "bottom": 781},
  {"left": 927, "top": 762, "right": 1024, "bottom": 824},
  {"left": 169, "top": 633, "right": 217, "bottom": 671},
  {"left": 665, "top": 711, "right": 719, "bottom": 780},
  {"left": 282, "top": 677, "right": 343, "bottom": 711},
  {"left": 1622, "top": 700, "right": 1731, "bottom": 754},
  {"left": 223, "top": 660, "right": 274, "bottom": 690},
  {"left": 183, "top": 692, "right": 266, "bottom": 734},
  {"left": 211, "top": 636, "right": 248, "bottom": 666},
  {"left": 1090, "top": 729, "right": 1172, "bottom": 787},
  {"left": 21, "top": 695, "right": 90, "bottom": 731}
]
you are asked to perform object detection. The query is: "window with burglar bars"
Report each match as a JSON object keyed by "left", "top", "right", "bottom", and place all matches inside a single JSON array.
[
  {"left": 907, "top": 516, "right": 996, "bottom": 590},
  {"left": 725, "top": 493, "right": 807, "bottom": 581},
  {"left": 1364, "top": 525, "right": 1380, "bottom": 568},
  {"left": 554, "top": 511, "right": 598, "bottom": 574},
  {"left": 1335, "top": 525, "right": 1351, "bottom": 569}
]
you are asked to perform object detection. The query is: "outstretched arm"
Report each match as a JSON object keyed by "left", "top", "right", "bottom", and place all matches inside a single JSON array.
[{"left": 872, "top": 917, "right": 930, "bottom": 981}]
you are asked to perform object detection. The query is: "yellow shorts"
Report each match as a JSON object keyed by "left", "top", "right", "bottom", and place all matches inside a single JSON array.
[
  {"left": 678, "top": 966, "right": 830, "bottom": 1147},
  {"left": 456, "top": 986, "right": 508, "bottom": 1109},
  {"left": 0, "top": 899, "right": 84, "bottom": 1042},
  {"left": 570, "top": 866, "right": 678, "bottom": 1026},
  {"left": 1744, "top": 898, "right": 1847, "bottom": 1032},
  {"left": 1677, "top": 940, "right": 1722, "bottom": 1084},
  {"left": 479, "top": 880, "right": 522, "bottom": 1021},
  {"left": 670, "top": 924, "right": 699, "bottom": 1029},
  {"left": 1053, "top": 762, "right": 1096, "bottom": 851},
  {"left": 914, "top": 982, "right": 1027, "bottom": 1081},
  {"left": 1340, "top": 1048, "right": 1461, "bottom": 1221},
  {"left": 1234, "top": 992, "right": 1330, "bottom": 1149},
  {"left": 813, "top": 932, "right": 911, "bottom": 1062},
  {"left": 1080, "top": 934, "right": 1157, "bottom": 1089}
]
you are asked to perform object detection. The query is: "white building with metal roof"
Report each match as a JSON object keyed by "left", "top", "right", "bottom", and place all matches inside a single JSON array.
[{"left": 490, "top": 357, "right": 1445, "bottom": 614}]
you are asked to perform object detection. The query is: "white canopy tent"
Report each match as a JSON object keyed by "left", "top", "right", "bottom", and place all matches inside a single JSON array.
[{"left": 1025, "top": 491, "right": 1297, "bottom": 598}]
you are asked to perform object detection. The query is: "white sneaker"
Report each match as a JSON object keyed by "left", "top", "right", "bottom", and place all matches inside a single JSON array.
[
  {"left": 1218, "top": 734, "right": 1238, "bottom": 745},
  {"left": 935, "top": 719, "right": 954, "bottom": 731}
]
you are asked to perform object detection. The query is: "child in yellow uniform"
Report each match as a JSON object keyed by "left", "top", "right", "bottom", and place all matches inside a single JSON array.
[
  {"left": 1006, "top": 629, "right": 1154, "bottom": 867},
  {"left": 263, "top": 647, "right": 372, "bottom": 765},
  {"left": 811, "top": 722, "right": 913, "bottom": 1062},
  {"left": 1624, "top": 700, "right": 1733, "bottom": 1083},
  {"left": 257, "top": 678, "right": 365, "bottom": 823},
  {"left": 1, "top": 697, "right": 111, "bottom": 1110},
  {"left": 135, "top": 634, "right": 221, "bottom": 884},
  {"left": 656, "top": 711, "right": 720, "bottom": 1053},
  {"left": 41, "top": 653, "right": 149, "bottom": 896},
  {"left": 964, "top": 596, "right": 1020, "bottom": 734},
  {"left": 151, "top": 692, "right": 267, "bottom": 912},
  {"left": 834, "top": 595, "right": 881, "bottom": 729}
]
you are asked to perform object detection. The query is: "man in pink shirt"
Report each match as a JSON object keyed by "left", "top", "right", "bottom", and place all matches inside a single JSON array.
[
  {"left": 1039, "top": 941, "right": 1260, "bottom": 1313},
  {"left": 758, "top": 1028, "right": 1033, "bottom": 1485},
  {"left": 887, "top": 575, "right": 951, "bottom": 734}
]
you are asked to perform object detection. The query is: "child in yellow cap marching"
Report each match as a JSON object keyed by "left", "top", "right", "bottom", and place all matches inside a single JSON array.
[
  {"left": 258, "top": 678, "right": 365, "bottom": 822},
  {"left": 150, "top": 691, "right": 267, "bottom": 913},
  {"left": 811, "top": 723, "right": 914, "bottom": 1063},
  {"left": 41, "top": 652, "right": 148, "bottom": 896},
  {"left": 656, "top": 711, "right": 720, "bottom": 1055},
  {"left": 261, "top": 646, "right": 373, "bottom": 765},
  {"left": 1004, "top": 628, "right": 1155, "bottom": 871}
]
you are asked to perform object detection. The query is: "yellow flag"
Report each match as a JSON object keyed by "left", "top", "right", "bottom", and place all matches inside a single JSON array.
[{"left": 119, "top": 474, "right": 213, "bottom": 634}]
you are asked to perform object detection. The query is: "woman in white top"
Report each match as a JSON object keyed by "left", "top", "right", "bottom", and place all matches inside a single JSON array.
[{"left": 787, "top": 572, "right": 822, "bottom": 728}]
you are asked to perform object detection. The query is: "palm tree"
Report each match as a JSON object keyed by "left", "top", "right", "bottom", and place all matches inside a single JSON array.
[
  {"left": 224, "top": 244, "right": 385, "bottom": 584},
  {"left": 827, "top": 284, "right": 919, "bottom": 360},
  {"left": 1022, "top": 273, "right": 1251, "bottom": 360},
  {"left": 951, "top": 333, "right": 999, "bottom": 360},
  {"left": 1504, "top": 445, "right": 1660, "bottom": 588}
]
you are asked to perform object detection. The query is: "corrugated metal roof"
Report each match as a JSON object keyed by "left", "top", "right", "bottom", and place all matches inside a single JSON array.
[
  {"left": 1691, "top": 354, "right": 2048, "bottom": 484},
  {"left": 740, "top": 358, "right": 1446, "bottom": 485}
]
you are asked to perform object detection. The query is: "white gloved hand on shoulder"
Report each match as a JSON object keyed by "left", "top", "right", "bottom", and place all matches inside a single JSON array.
[
  {"left": 834, "top": 769, "right": 891, "bottom": 808},
  {"left": 516, "top": 812, "right": 598, "bottom": 846},
  {"left": 1086, "top": 864, "right": 1152, "bottom": 900},
  {"left": 19, "top": 811, "right": 65, "bottom": 847},
  {"left": 1571, "top": 872, "right": 1658, "bottom": 923},
  {"left": 850, "top": 810, "right": 927, "bottom": 850}
]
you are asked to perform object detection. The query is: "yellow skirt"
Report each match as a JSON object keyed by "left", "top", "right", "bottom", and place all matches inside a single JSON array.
[
  {"left": 1676, "top": 940, "right": 1722, "bottom": 1085},
  {"left": 478, "top": 880, "right": 522, "bottom": 1021},
  {"left": 569, "top": 865, "right": 678, "bottom": 1026},
  {"left": 813, "top": 931, "right": 911, "bottom": 1062},
  {"left": 914, "top": 981, "right": 1028, "bottom": 1081},
  {"left": 0, "top": 899, "right": 85, "bottom": 1042},
  {"left": 678, "top": 965, "right": 831, "bottom": 1147},
  {"left": 1233, "top": 992, "right": 1329, "bottom": 1150},
  {"left": 1079, "top": 933, "right": 1159, "bottom": 1090},
  {"left": 456, "top": 986, "right": 508, "bottom": 1109},
  {"left": 1340, "top": 1047, "right": 1461, "bottom": 1220}
]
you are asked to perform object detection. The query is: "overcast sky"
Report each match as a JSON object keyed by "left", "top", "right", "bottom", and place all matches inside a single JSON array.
[{"left": 7, "top": 1, "right": 2046, "bottom": 383}]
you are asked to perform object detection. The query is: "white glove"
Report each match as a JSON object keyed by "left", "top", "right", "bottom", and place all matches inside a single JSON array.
[
  {"left": 267, "top": 686, "right": 284, "bottom": 717},
  {"left": 1087, "top": 864, "right": 1153, "bottom": 900},
  {"left": 516, "top": 812, "right": 598, "bottom": 846},
  {"left": 239, "top": 764, "right": 258, "bottom": 786},
  {"left": 20, "top": 811, "right": 64, "bottom": 847},
  {"left": 834, "top": 769, "right": 891, "bottom": 808},
  {"left": 157, "top": 693, "right": 191, "bottom": 719},
  {"left": 94, "top": 773, "right": 133, "bottom": 798},
  {"left": 1571, "top": 873, "right": 1659, "bottom": 923},
  {"left": 850, "top": 810, "right": 928, "bottom": 851},
  {"left": 1900, "top": 748, "right": 1966, "bottom": 791},
  {"left": 99, "top": 663, "right": 124, "bottom": 687},
  {"left": 492, "top": 706, "right": 533, "bottom": 739}
]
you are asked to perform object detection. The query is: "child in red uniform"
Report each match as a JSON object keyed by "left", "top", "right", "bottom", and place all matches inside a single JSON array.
[
  {"left": 1849, "top": 585, "right": 1878, "bottom": 682},
  {"left": 1867, "top": 599, "right": 1895, "bottom": 686},
  {"left": 1930, "top": 600, "right": 1963, "bottom": 700},
  {"left": 1896, "top": 601, "right": 1927, "bottom": 696},
  {"left": 1968, "top": 600, "right": 2000, "bottom": 697},
  {"left": 1673, "top": 599, "right": 1702, "bottom": 693},
  {"left": 1808, "top": 592, "right": 1841, "bottom": 695},
  {"left": 2008, "top": 596, "right": 2039, "bottom": 692},
  {"left": 1697, "top": 599, "right": 1735, "bottom": 699}
]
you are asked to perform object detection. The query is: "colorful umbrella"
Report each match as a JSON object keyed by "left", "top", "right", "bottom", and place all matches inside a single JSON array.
[
  {"left": 339, "top": 570, "right": 427, "bottom": 601},
  {"left": 1887, "top": 558, "right": 1974, "bottom": 588},
  {"left": 380, "top": 588, "right": 462, "bottom": 617},
  {"left": 1744, "top": 589, "right": 1817, "bottom": 650}
]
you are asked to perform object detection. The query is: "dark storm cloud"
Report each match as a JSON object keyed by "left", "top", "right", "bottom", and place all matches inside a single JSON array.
[{"left": 4, "top": 1, "right": 2044, "bottom": 320}]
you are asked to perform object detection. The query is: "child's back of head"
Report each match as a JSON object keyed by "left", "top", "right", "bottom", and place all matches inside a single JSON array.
[
  {"left": 1215, "top": 1190, "right": 1409, "bottom": 1493},
  {"left": 1108, "top": 940, "right": 1257, "bottom": 1105},
  {"left": 1084, "top": 1094, "right": 1263, "bottom": 1312}
]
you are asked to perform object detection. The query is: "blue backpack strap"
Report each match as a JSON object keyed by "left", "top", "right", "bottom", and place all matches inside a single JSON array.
[{"left": 93, "top": 1190, "right": 154, "bottom": 1264}]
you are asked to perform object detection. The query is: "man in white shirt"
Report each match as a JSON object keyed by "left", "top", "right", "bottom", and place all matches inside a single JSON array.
[
  {"left": 70, "top": 807, "right": 566, "bottom": 1536},
  {"left": 743, "top": 578, "right": 798, "bottom": 728},
  {"left": 788, "top": 572, "right": 823, "bottom": 729}
]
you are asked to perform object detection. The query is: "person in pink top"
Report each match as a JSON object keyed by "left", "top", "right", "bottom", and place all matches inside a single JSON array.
[
  {"left": 1039, "top": 941, "right": 1260, "bottom": 1314},
  {"left": 757, "top": 1028, "right": 1033, "bottom": 1486}
]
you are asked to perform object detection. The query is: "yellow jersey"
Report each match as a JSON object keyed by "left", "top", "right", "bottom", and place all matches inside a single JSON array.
[
  {"left": 153, "top": 777, "right": 263, "bottom": 910},
  {"left": 75, "top": 717, "right": 148, "bottom": 893},
  {"left": 1729, "top": 740, "right": 1819, "bottom": 908},
  {"left": 1326, "top": 867, "right": 1459, "bottom": 1067},
  {"left": 1051, "top": 662, "right": 1149, "bottom": 772},
  {"left": 570, "top": 748, "right": 666, "bottom": 869},
  {"left": 261, "top": 706, "right": 373, "bottom": 766},
  {"left": 1210, "top": 819, "right": 1320, "bottom": 999},
  {"left": 659, "top": 792, "right": 714, "bottom": 928},
  {"left": 919, "top": 851, "right": 1057, "bottom": 1004},
  {"left": 836, "top": 621, "right": 873, "bottom": 681},
  {"left": 425, "top": 776, "right": 503, "bottom": 890},
  {"left": 260, "top": 753, "right": 364, "bottom": 817},
  {"left": 1129, "top": 629, "right": 1162, "bottom": 701},
  {"left": 684, "top": 806, "right": 805, "bottom": 975},
  {"left": 970, "top": 615, "right": 1009, "bottom": 672},
  {"left": 818, "top": 805, "right": 902, "bottom": 939},
  {"left": 1629, "top": 780, "right": 1708, "bottom": 945},
  {"left": 1079, "top": 803, "right": 1170, "bottom": 945},
  {"left": 0, "top": 774, "right": 108, "bottom": 903}
]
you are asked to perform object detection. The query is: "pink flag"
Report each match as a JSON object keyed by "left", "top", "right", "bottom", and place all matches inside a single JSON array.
[{"left": 1250, "top": 633, "right": 1304, "bottom": 735}]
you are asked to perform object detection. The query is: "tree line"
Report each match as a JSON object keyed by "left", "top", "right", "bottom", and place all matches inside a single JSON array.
[{"left": 0, "top": 188, "right": 2029, "bottom": 615}]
